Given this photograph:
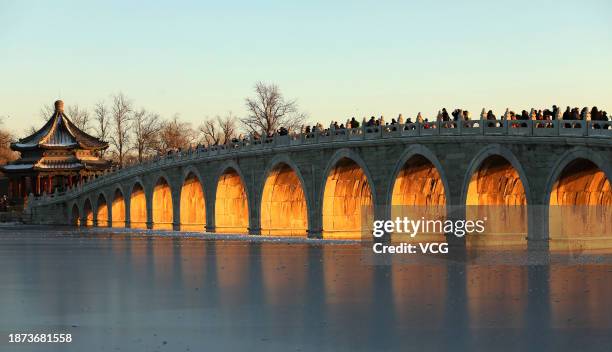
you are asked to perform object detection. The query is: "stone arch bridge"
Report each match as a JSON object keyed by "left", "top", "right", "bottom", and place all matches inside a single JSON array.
[{"left": 27, "top": 120, "right": 612, "bottom": 249}]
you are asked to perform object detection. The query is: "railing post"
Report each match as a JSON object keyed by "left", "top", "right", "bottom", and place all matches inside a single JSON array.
[{"left": 528, "top": 119, "right": 533, "bottom": 136}]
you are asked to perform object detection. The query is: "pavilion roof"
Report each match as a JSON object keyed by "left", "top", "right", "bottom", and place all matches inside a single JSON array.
[{"left": 11, "top": 100, "right": 108, "bottom": 151}]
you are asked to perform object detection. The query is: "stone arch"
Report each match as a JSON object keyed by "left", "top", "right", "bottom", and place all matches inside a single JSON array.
[
  {"left": 152, "top": 175, "right": 174, "bottom": 230},
  {"left": 96, "top": 193, "right": 109, "bottom": 227},
  {"left": 83, "top": 197, "right": 94, "bottom": 227},
  {"left": 214, "top": 163, "right": 249, "bottom": 234},
  {"left": 70, "top": 203, "right": 80, "bottom": 226},
  {"left": 388, "top": 146, "right": 449, "bottom": 241},
  {"left": 544, "top": 147, "right": 612, "bottom": 205},
  {"left": 462, "top": 145, "right": 530, "bottom": 247},
  {"left": 180, "top": 171, "right": 206, "bottom": 231},
  {"left": 129, "top": 181, "right": 147, "bottom": 229},
  {"left": 462, "top": 145, "right": 532, "bottom": 205},
  {"left": 545, "top": 148, "right": 612, "bottom": 246},
  {"left": 112, "top": 187, "right": 126, "bottom": 228},
  {"left": 549, "top": 159, "right": 611, "bottom": 206},
  {"left": 260, "top": 159, "right": 309, "bottom": 236},
  {"left": 320, "top": 149, "right": 375, "bottom": 239}
]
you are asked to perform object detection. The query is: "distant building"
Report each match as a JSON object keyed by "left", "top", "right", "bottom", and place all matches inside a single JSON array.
[{"left": 1, "top": 100, "right": 111, "bottom": 205}]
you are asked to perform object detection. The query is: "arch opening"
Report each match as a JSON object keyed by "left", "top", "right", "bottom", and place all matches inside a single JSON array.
[
  {"left": 322, "top": 157, "right": 373, "bottom": 239},
  {"left": 215, "top": 168, "right": 249, "bottom": 234},
  {"left": 112, "top": 189, "right": 126, "bottom": 228},
  {"left": 83, "top": 199, "right": 93, "bottom": 227},
  {"left": 152, "top": 177, "right": 173, "bottom": 230},
  {"left": 549, "top": 159, "right": 612, "bottom": 249},
  {"left": 96, "top": 194, "right": 108, "bottom": 227},
  {"left": 391, "top": 155, "right": 447, "bottom": 242},
  {"left": 466, "top": 155, "right": 527, "bottom": 248},
  {"left": 261, "top": 163, "right": 308, "bottom": 236},
  {"left": 180, "top": 173, "right": 206, "bottom": 231},
  {"left": 130, "top": 183, "right": 147, "bottom": 229}
]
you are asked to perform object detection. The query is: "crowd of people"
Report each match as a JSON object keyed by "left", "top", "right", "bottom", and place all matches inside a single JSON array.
[
  {"left": 306, "top": 105, "right": 611, "bottom": 134},
  {"left": 194, "top": 105, "right": 610, "bottom": 148}
]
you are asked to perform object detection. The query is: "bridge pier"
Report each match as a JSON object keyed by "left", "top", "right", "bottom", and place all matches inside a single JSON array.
[
  {"left": 307, "top": 228, "right": 323, "bottom": 239},
  {"left": 527, "top": 205, "right": 550, "bottom": 253}
]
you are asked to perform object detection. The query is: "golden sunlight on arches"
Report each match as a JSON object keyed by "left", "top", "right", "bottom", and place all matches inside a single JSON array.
[
  {"left": 465, "top": 155, "right": 527, "bottom": 248},
  {"left": 180, "top": 173, "right": 206, "bottom": 231},
  {"left": 549, "top": 159, "right": 612, "bottom": 250},
  {"left": 83, "top": 199, "right": 93, "bottom": 227},
  {"left": 391, "top": 155, "right": 447, "bottom": 242},
  {"left": 152, "top": 178, "right": 173, "bottom": 230},
  {"left": 322, "top": 158, "right": 373, "bottom": 239},
  {"left": 215, "top": 169, "right": 249, "bottom": 234},
  {"left": 130, "top": 184, "right": 147, "bottom": 229},
  {"left": 96, "top": 195, "right": 108, "bottom": 227},
  {"left": 261, "top": 163, "right": 308, "bottom": 236},
  {"left": 112, "top": 190, "right": 126, "bottom": 228}
]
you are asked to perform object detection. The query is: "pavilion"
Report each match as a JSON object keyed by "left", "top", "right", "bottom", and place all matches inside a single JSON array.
[{"left": 1, "top": 100, "right": 111, "bottom": 205}]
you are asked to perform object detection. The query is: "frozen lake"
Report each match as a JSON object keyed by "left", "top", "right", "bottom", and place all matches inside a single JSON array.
[{"left": 1, "top": 225, "right": 612, "bottom": 351}]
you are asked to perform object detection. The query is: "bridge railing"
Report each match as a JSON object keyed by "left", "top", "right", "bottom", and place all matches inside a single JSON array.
[{"left": 28, "top": 118, "right": 611, "bottom": 205}]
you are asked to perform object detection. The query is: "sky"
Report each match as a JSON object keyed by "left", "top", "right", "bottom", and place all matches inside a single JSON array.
[{"left": 1, "top": 0, "right": 611, "bottom": 136}]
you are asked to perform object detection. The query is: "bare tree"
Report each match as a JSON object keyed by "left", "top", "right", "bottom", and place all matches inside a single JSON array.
[
  {"left": 66, "top": 104, "right": 91, "bottom": 133},
  {"left": 219, "top": 112, "right": 238, "bottom": 143},
  {"left": 93, "top": 101, "right": 110, "bottom": 142},
  {"left": 157, "top": 115, "right": 197, "bottom": 153},
  {"left": 109, "top": 93, "right": 132, "bottom": 167},
  {"left": 132, "top": 108, "right": 162, "bottom": 162},
  {"left": 25, "top": 125, "right": 38, "bottom": 135},
  {"left": 199, "top": 112, "right": 237, "bottom": 146},
  {"left": 241, "top": 82, "right": 307, "bottom": 136},
  {"left": 39, "top": 103, "right": 55, "bottom": 121},
  {"left": 199, "top": 117, "right": 221, "bottom": 146},
  {"left": 0, "top": 117, "right": 17, "bottom": 165}
]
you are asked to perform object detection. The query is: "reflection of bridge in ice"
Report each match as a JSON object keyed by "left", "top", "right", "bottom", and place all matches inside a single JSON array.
[{"left": 28, "top": 119, "right": 612, "bottom": 250}]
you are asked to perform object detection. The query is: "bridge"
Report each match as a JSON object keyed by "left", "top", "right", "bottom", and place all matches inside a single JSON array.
[{"left": 26, "top": 119, "right": 612, "bottom": 250}]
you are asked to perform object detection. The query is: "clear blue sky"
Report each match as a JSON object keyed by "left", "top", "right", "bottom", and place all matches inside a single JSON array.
[{"left": 1, "top": 0, "right": 611, "bottom": 136}]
